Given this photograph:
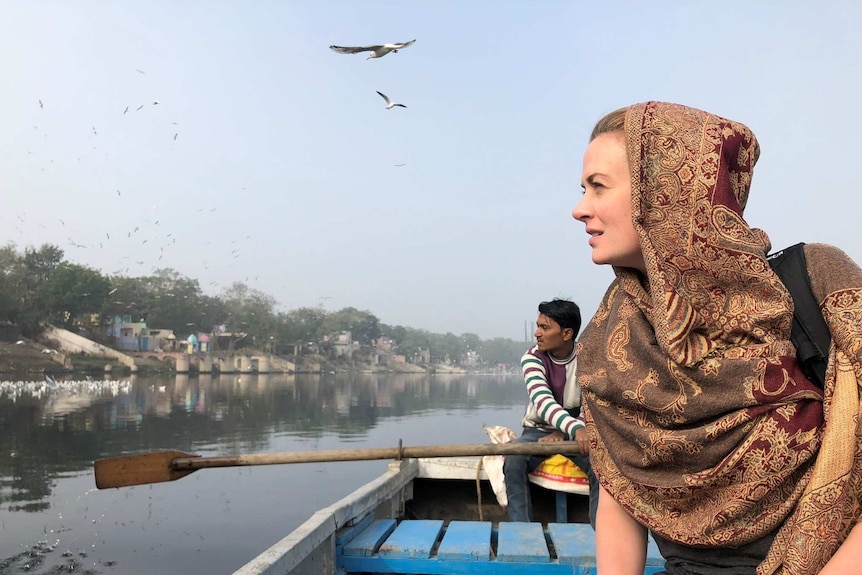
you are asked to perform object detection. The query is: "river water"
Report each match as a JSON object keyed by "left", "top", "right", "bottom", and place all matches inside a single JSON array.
[{"left": 0, "top": 371, "right": 526, "bottom": 574}]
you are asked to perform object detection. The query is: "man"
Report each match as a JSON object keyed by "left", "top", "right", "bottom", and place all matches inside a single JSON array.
[{"left": 503, "top": 298, "right": 597, "bottom": 525}]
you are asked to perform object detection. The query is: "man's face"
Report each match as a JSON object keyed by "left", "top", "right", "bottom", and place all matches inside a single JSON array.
[{"left": 534, "top": 313, "right": 570, "bottom": 355}]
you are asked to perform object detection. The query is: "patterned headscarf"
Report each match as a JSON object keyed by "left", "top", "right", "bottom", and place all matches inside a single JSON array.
[{"left": 578, "top": 102, "right": 862, "bottom": 573}]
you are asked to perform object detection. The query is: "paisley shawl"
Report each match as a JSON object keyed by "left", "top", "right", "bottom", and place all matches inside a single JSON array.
[{"left": 577, "top": 101, "right": 862, "bottom": 574}]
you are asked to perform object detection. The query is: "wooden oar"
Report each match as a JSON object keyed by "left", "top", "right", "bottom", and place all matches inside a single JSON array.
[{"left": 94, "top": 441, "right": 583, "bottom": 489}]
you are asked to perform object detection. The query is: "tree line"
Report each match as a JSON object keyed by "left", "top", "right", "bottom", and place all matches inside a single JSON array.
[{"left": 0, "top": 243, "right": 528, "bottom": 367}]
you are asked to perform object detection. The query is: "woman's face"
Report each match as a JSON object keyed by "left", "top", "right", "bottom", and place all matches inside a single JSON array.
[{"left": 573, "top": 132, "right": 644, "bottom": 273}]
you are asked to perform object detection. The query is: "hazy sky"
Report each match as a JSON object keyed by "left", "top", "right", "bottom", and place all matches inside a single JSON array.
[{"left": 3, "top": 1, "right": 862, "bottom": 340}]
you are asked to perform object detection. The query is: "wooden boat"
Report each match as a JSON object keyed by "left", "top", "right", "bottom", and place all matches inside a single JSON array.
[{"left": 231, "top": 456, "right": 664, "bottom": 575}]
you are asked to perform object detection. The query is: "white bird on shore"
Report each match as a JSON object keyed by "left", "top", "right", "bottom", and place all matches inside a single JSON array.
[
  {"left": 376, "top": 91, "right": 407, "bottom": 110},
  {"left": 330, "top": 40, "right": 415, "bottom": 59}
]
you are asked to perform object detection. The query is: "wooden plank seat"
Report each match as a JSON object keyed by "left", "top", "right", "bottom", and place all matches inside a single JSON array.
[{"left": 338, "top": 519, "right": 665, "bottom": 574}]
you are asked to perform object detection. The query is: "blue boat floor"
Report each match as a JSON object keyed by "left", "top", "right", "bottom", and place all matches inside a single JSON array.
[{"left": 336, "top": 518, "right": 664, "bottom": 574}]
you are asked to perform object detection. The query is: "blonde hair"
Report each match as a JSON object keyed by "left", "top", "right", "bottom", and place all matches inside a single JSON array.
[{"left": 590, "top": 106, "right": 627, "bottom": 141}]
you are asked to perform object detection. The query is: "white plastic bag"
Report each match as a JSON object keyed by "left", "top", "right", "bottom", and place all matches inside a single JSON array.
[{"left": 482, "top": 425, "right": 516, "bottom": 507}]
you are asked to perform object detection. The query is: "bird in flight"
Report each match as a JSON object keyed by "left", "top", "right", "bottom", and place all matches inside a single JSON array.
[
  {"left": 330, "top": 40, "right": 415, "bottom": 59},
  {"left": 376, "top": 91, "right": 406, "bottom": 109}
]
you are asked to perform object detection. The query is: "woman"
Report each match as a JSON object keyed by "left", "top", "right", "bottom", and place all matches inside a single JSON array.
[{"left": 572, "top": 101, "right": 862, "bottom": 574}]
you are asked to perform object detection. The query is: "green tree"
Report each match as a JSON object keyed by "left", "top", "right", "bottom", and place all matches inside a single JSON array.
[
  {"left": 99, "top": 275, "right": 151, "bottom": 325},
  {"left": 321, "top": 307, "right": 381, "bottom": 345},
  {"left": 22, "top": 244, "right": 64, "bottom": 285},
  {"left": 197, "top": 294, "right": 230, "bottom": 335},
  {"left": 436, "top": 332, "right": 464, "bottom": 364},
  {"left": 43, "top": 263, "right": 110, "bottom": 328},
  {"left": 219, "top": 282, "right": 278, "bottom": 346},
  {"left": 461, "top": 332, "right": 482, "bottom": 354},
  {"left": 383, "top": 324, "right": 407, "bottom": 345},
  {"left": 16, "top": 244, "right": 65, "bottom": 333},
  {"left": 479, "top": 337, "right": 528, "bottom": 367},
  {"left": 279, "top": 306, "right": 327, "bottom": 350},
  {"left": 386, "top": 326, "right": 433, "bottom": 363},
  {"left": 141, "top": 269, "right": 212, "bottom": 335},
  {"left": 0, "top": 244, "right": 21, "bottom": 322}
]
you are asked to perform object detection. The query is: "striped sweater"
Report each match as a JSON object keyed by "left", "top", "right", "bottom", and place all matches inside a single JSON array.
[{"left": 519, "top": 344, "right": 584, "bottom": 439}]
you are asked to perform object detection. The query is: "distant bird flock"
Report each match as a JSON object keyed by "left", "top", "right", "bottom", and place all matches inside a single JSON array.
[
  {"left": 10, "top": 38, "right": 419, "bottom": 364},
  {"left": 0, "top": 378, "right": 132, "bottom": 402}
]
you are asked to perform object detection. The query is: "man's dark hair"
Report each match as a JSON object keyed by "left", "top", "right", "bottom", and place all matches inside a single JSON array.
[{"left": 538, "top": 299, "right": 581, "bottom": 334}]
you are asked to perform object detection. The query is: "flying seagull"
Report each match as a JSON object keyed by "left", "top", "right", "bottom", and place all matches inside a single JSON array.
[
  {"left": 376, "top": 91, "right": 406, "bottom": 109},
  {"left": 330, "top": 40, "right": 415, "bottom": 59}
]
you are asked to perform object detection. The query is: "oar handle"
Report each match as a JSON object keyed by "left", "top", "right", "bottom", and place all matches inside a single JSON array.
[
  {"left": 94, "top": 441, "right": 585, "bottom": 489},
  {"left": 172, "top": 442, "right": 582, "bottom": 470}
]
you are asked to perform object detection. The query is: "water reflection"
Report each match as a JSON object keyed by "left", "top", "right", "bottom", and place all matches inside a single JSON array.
[
  {"left": 0, "top": 372, "right": 525, "bottom": 574},
  {"left": 1, "top": 372, "right": 523, "bottom": 509}
]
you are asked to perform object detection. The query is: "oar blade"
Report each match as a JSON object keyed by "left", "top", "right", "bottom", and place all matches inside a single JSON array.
[{"left": 94, "top": 450, "right": 199, "bottom": 489}]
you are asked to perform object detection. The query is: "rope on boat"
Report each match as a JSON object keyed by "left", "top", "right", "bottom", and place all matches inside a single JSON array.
[
  {"left": 475, "top": 457, "right": 497, "bottom": 558},
  {"left": 475, "top": 457, "right": 484, "bottom": 522}
]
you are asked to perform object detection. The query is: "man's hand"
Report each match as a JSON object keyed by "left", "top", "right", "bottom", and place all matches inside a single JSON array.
[
  {"left": 538, "top": 430, "right": 566, "bottom": 443},
  {"left": 574, "top": 426, "right": 589, "bottom": 454}
]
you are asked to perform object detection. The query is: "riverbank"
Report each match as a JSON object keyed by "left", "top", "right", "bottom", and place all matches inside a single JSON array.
[
  {"left": 0, "top": 339, "right": 434, "bottom": 377},
  {"left": 0, "top": 339, "right": 169, "bottom": 376}
]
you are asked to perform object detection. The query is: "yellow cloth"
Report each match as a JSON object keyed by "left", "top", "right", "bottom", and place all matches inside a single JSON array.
[
  {"left": 529, "top": 454, "right": 590, "bottom": 495},
  {"left": 531, "top": 454, "right": 588, "bottom": 482}
]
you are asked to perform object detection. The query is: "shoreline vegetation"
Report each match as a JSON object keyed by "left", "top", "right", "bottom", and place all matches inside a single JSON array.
[
  {"left": 1, "top": 244, "right": 528, "bottom": 378},
  {"left": 0, "top": 338, "right": 512, "bottom": 378}
]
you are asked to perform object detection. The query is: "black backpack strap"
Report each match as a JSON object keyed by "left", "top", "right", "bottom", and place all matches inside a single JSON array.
[{"left": 767, "top": 243, "right": 831, "bottom": 388}]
